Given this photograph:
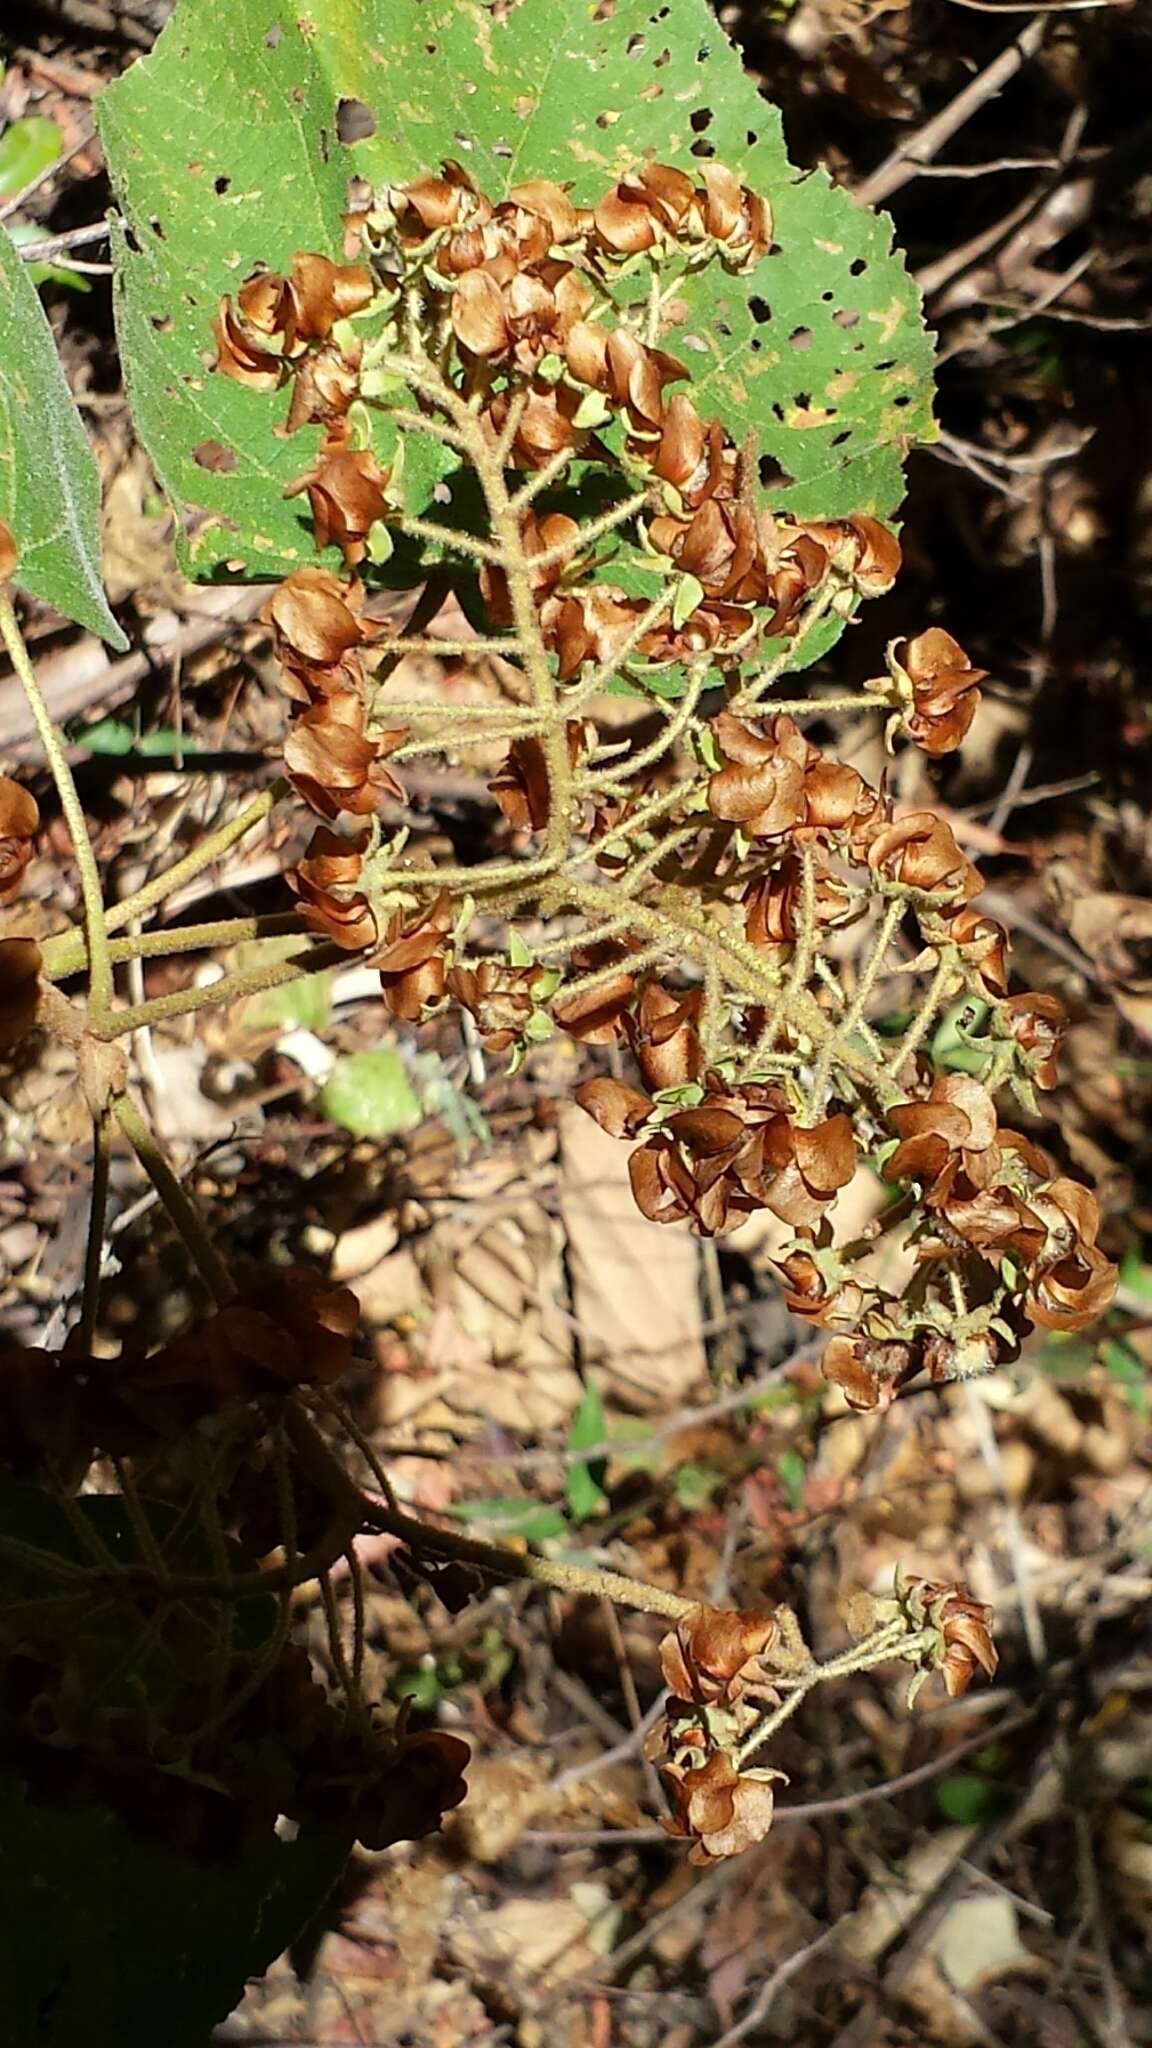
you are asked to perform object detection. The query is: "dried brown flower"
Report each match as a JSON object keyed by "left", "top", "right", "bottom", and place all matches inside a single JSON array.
[
  {"left": 898, "top": 1575, "right": 997, "bottom": 1699},
  {"left": 663, "top": 1752, "right": 783, "bottom": 1863},
  {"left": 0, "top": 776, "right": 39, "bottom": 899},
  {"left": 378, "top": 893, "right": 453, "bottom": 1020},
  {"left": 868, "top": 811, "right": 981, "bottom": 901},
  {"left": 659, "top": 1604, "right": 779, "bottom": 1706},
  {"left": 285, "top": 446, "right": 391, "bottom": 567},
  {"left": 288, "top": 826, "right": 377, "bottom": 950}
]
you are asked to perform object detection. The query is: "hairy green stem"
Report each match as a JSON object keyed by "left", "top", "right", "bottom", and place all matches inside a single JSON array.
[
  {"left": 41, "top": 911, "right": 306, "bottom": 982},
  {"left": 0, "top": 592, "right": 114, "bottom": 1015}
]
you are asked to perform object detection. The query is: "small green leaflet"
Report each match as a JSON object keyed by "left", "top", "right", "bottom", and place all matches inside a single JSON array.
[
  {"left": 566, "top": 1381, "right": 608, "bottom": 1523},
  {"left": 317, "top": 1048, "right": 421, "bottom": 1138},
  {"left": 448, "top": 1497, "right": 568, "bottom": 1544}
]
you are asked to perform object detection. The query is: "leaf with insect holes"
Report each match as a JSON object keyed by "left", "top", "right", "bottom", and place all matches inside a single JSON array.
[
  {"left": 100, "top": 0, "right": 933, "bottom": 600},
  {"left": 0, "top": 225, "right": 126, "bottom": 645}
]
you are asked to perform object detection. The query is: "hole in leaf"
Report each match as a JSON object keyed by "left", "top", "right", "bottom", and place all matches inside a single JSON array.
[
  {"left": 789, "top": 326, "right": 812, "bottom": 351},
  {"left": 596, "top": 110, "right": 621, "bottom": 128},
  {"left": 453, "top": 132, "right": 474, "bottom": 151},
  {"left": 894, "top": 394, "right": 911, "bottom": 408},
  {"left": 626, "top": 32, "right": 646, "bottom": 54},
  {"left": 749, "top": 295, "right": 772, "bottom": 323},
  {"left": 874, "top": 358, "right": 896, "bottom": 371},
  {"left": 638, "top": 82, "right": 663, "bottom": 100},
  {"left": 849, "top": 257, "right": 867, "bottom": 277},
  {"left": 821, "top": 290, "right": 833, "bottom": 302},
  {"left": 759, "top": 453, "right": 794, "bottom": 489},
  {"left": 792, "top": 391, "right": 811, "bottom": 408},
  {"left": 193, "top": 440, "right": 237, "bottom": 473},
  {"left": 264, "top": 22, "right": 282, "bottom": 46},
  {"left": 149, "top": 217, "right": 165, "bottom": 239},
  {"left": 771, "top": 402, "right": 785, "bottom": 423},
  {"left": 696, "top": 41, "right": 711, "bottom": 61},
  {"left": 833, "top": 307, "right": 859, "bottom": 330},
  {"left": 831, "top": 429, "right": 852, "bottom": 446},
  {"left": 594, "top": 0, "right": 617, "bottom": 17},
  {"left": 425, "top": 40, "right": 437, "bottom": 53},
  {"left": 150, "top": 314, "right": 174, "bottom": 334},
  {"left": 213, "top": 174, "right": 231, "bottom": 196},
  {"left": 337, "top": 98, "right": 376, "bottom": 143},
  {"left": 492, "top": 139, "right": 513, "bottom": 159},
  {"left": 690, "top": 137, "right": 716, "bottom": 159},
  {"left": 690, "top": 106, "right": 713, "bottom": 132},
  {"left": 746, "top": 130, "right": 757, "bottom": 146},
  {"left": 124, "top": 225, "right": 141, "bottom": 254},
  {"left": 653, "top": 46, "right": 671, "bottom": 66}
]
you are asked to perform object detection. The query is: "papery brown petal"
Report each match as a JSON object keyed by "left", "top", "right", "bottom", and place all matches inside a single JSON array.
[
  {"left": 822, "top": 1336, "right": 885, "bottom": 1411},
  {"left": 283, "top": 694, "right": 380, "bottom": 819},
  {"left": 794, "top": 1114, "right": 856, "bottom": 1197},
  {"left": 289, "top": 251, "right": 374, "bottom": 339},
  {"left": 593, "top": 189, "right": 658, "bottom": 254},
  {"left": 575, "top": 1075, "right": 653, "bottom": 1139},
  {"left": 213, "top": 298, "right": 286, "bottom": 390},
  {"left": 0, "top": 776, "right": 39, "bottom": 898},
  {"left": 667, "top": 1106, "right": 745, "bottom": 1156},
  {"left": 451, "top": 269, "right": 511, "bottom": 357},
  {"left": 699, "top": 162, "right": 742, "bottom": 241},
  {"left": 264, "top": 566, "right": 364, "bottom": 664},
  {"left": 506, "top": 179, "right": 580, "bottom": 243},
  {"left": 654, "top": 393, "right": 707, "bottom": 488}
]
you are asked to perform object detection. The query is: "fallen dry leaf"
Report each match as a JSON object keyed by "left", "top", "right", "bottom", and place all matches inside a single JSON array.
[{"left": 558, "top": 1102, "right": 706, "bottom": 1407}]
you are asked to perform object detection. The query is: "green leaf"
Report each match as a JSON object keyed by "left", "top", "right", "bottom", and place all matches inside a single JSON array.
[
  {"left": 4, "top": 218, "right": 92, "bottom": 293},
  {"left": 0, "top": 117, "right": 61, "bottom": 202},
  {"left": 674, "top": 1460, "right": 723, "bottom": 1511},
  {"left": 566, "top": 1381, "right": 608, "bottom": 1523},
  {"left": 775, "top": 1446, "right": 807, "bottom": 1513},
  {"left": 0, "top": 225, "right": 126, "bottom": 646},
  {"left": 77, "top": 715, "right": 198, "bottom": 758},
  {"left": 101, "top": 0, "right": 933, "bottom": 595},
  {"left": 231, "top": 935, "right": 333, "bottom": 1034},
  {"left": 317, "top": 1047, "right": 421, "bottom": 1138},
  {"left": 934, "top": 1773, "right": 1003, "bottom": 1826},
  {"left": 1102, "top": 1336, "right": 1149, "bottom": 1416},
  {"left": 448, "top": 1496, "right": 569, "bottom": 1544},
  {"left": 1119, "top": 1248, "right": 1152, "bottom": 1301}
]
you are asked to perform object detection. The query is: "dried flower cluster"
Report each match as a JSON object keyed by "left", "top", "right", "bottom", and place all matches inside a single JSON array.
[
  {"left": 648, "top": 1585, "right": 996, "bottom": 1860},
  {"left": 193, "top": 155, "right": 1122, "bottom": 1413}
]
